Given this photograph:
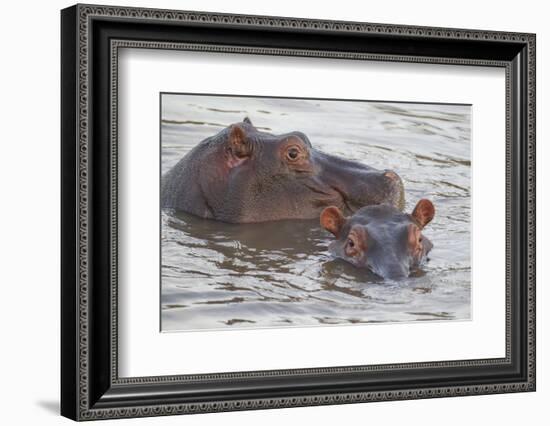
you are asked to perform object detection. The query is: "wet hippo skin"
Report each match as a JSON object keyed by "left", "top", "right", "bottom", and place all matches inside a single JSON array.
[
  {"left": 161, "top": 118, "right": 405, "bottom": 223},
  {"left": 320, "top": 199, "right": 435, "bottom": 279}
]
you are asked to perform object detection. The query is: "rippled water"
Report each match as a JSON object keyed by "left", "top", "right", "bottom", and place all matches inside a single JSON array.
[{"left": 161, "top": 94, "right": 471, "bottom": 331}]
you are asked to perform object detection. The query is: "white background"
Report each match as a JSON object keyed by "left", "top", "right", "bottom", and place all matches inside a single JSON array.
[
  {"left": 0, "top": 0, "right": 547, "bottom": 425},
  {"left": 119, "top": 50, "right": 505, "bottom": 377}
]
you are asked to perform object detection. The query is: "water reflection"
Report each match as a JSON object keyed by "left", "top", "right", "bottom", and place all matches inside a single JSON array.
[{"left": 161, "top": 95, "right": 472, "bottom": 331}]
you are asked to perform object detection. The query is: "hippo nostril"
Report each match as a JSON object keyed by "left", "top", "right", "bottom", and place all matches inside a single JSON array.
[
  {"left": 383, "top": 170, "right": 399, "bottom": 181},
  {"left": 382, "top": 170, "right": 405, "bottom": 210}
]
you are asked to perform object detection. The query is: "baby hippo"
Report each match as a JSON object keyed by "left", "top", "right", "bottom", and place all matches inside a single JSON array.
[{"left": 320, "top": 199, "right": 435, "bottom": 279}]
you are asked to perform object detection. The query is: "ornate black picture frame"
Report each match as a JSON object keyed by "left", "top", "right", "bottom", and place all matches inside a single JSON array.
[{"left": 61, "top": 4, "right": 536, "bottom": 421}]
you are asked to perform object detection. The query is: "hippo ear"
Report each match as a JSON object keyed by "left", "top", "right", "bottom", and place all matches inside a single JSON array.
[
  {"left": 243, "top": 116, "right": 253, "bottom": 126},
  {"left": 228, "top": 124, "right": 251, "bottom": 158},
  {"left": 320, "top": 206, "right": 346, "bottom": 237},
  {"left": 411, "top": 199, "right": 435, "bottom": 228}
]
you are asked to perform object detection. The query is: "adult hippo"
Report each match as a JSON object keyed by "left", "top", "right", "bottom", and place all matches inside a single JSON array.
[
  {"left": 320, "top": 199, "right": 435, "bottom": 279},
  {"left": 161, "top": 118, "right": 404, "bottom": 223}
]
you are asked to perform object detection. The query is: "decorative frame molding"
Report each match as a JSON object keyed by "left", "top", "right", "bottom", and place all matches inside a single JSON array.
[{"left": 61, "top": 4, "right": 536, "bottom": 421}]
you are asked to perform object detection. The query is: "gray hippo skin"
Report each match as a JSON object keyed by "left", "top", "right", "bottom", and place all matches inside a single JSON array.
[
  {"left": 161, "top": 118, "right": 404, "bottom": 223},
  {"left": 320, "top": 199, "right": 435, "bottom": 279}
]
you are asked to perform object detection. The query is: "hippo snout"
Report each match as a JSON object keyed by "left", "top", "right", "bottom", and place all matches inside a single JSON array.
[
  {"left": 382, "top": 169, "right": 405, "bottom": 210},
  {"left": 342, "top": 169, "right": 405, "bottom": 213}
]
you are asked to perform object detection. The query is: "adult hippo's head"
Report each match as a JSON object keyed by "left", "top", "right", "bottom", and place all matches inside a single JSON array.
[
  {"left": 320, "top": 199, "right": 435, "bottom": 279},
  {"left": 161, "top": 118, "right": 404, "bottom": 223}
]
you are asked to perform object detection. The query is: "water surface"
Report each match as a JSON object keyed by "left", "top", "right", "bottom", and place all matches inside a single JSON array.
[{"left": 161, "top": 94, "right": 471, "bottom": 331}]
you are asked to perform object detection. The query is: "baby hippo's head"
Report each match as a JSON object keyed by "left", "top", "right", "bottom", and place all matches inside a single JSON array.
[{"left": 320, "top": 199, "right": 435, "bottom": 279}]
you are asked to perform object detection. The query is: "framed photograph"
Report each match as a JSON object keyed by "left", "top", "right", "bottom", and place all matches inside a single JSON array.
[{"left": 61, "top": 4, "right": 536, "bottom": 421}]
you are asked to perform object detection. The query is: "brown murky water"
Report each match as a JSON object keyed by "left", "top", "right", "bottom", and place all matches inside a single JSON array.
[{"left": 161, "top": 94, "right": 471, "bottom": 331}]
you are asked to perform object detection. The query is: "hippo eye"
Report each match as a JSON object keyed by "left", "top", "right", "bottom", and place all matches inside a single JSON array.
[
  {"left": 347, "top": 238, "right": 355, "bottom": 248},
  {"left": 286, "top": 146, "right": 300, "bottom": 161}
]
